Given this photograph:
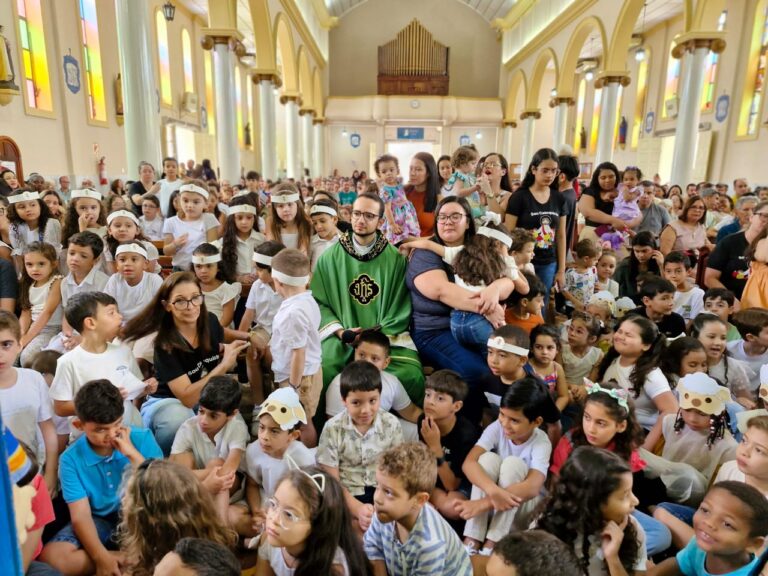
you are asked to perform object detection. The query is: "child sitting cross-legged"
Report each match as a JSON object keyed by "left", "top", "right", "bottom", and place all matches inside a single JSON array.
[
  {"left": 418, "top": 369, "right": 480, "bottom": 520},
  {"left": 169, "top": 375, "right": 250, "bottom": 536},
  {"left": 479, "top": 326, "right": 530, "bottom": 419},
  {"left": 317, "top": 360, "right": 404, "bottom": 533},
  {"left": 244, "top": 387, "right": 315, "bottom": 537},
  {"left": 457, "top": 376, "right": 560, "bottom": 555},
  {"left": 325, "top": 330, "right": 422, "bottom": 440},
  {"left": 363, "top": 442, "right": 473, "bottom": 576},
  {"left": 40, "top": 379, "right": 162, "bottom": 576}
]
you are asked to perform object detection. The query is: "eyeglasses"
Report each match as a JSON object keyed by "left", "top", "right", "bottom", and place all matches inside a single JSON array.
[
  {"left": 168, "top": 294, "right": 204, "bottom": 310},
  {"left": 436, "top": 212, "right": 466, "bottom": 224},
  {"left": 484, "top": 162, "right": 503, "bottom": 168},
  {"left": 351, "top": 210, "right": 379, "bottom": 221},
  {"left": 266, "top": 497, "right": 308, "bottom": 529}
]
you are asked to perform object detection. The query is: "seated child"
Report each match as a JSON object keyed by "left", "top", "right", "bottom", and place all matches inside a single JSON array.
[
  {"left": 363, "top": 442, "right": 473, "bottom": 575},
  {"left": 169, "top": 375, "right": 249, "bottom": 534},
  {"left": 309, "top": 200, "right": 341, "bottom": 272},
  {"left": 483, "top": 531, "right": 582, "bottom": 576},
  {"left": 664, "top": 251, "right": 704, "bottom": 324},
  {"left": 652, "top": 481, "right": 768, "bottom": 576},
  {"left": 729, "top": 308, "right": 768, "bottom": 390},
  {"left": 325, "top": 330, "right": 421, "bottom": 440},
  {"left": 269, "top": 248, "right": 322, "bottom": 446},
  {"left": 139, "top": 194, "right": 164, "bottom": 241},
  {"left": 703, "top": 287, "right": 741, "bottom": 342},
  {"left": 595, "top": 250, "right": 619, "bottom": 298},
  {"left": 629, "top": 275, "right": 687, "bottom": 339},
  {"left": 458, "top": 376, "right": 560, "bottom": 554},
  {"left": 480, "top": 326, "right": 530, "bottom": 413},
  {"left": 586, "top": 290, "right": 618, "bottom": 354},
  {"left": 40, "top": 379, "right": 162, "bottom": 576},
  {"left": 317, "top": 361, "right": 404, "bottom": 532},
  {"left": 562, "top": 238, "right": 600, "bottom": 313},
  {"left": 504, "top": 272, "right": 546, "bottom": 335},
  {"left": 245, "top": 387, "right": 314, "bottom": 534},
  {"left": 418, "top": 370, "right": 480, "bottom": 520},
  {"left": 103, "top": 242, "right": 163, "bottom": 323},
  {"left": 49, "top": 292, "right": 152, "bottom": 436}
]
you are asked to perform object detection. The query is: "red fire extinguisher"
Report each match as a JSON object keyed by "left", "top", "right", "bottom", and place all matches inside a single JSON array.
[{"left": 98, "top": 156, "right": 107, "bottom": 186}]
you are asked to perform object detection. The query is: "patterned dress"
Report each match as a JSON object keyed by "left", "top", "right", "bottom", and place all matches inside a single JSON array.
[{"left": 379, "top": 183, "right": 421, "bottom": 244}]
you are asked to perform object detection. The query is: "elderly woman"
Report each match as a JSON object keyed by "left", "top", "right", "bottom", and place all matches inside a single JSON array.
[{"left": 659, "top": 196, "right": 713, "bottom": 257}]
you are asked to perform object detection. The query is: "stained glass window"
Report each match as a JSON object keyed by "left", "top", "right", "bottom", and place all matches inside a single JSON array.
[
  {"left": 182, "top": 28, "right": 193, "bottom": 93},
  {"left": 78, "top": 0, "right": 106, "bottom": 122},
  {"left": 738, "top": 2, "right": 768, "bottom": 136},
  {"left": 156, "top": 10, "right": 171, "bottom": 106},
  {"left": 16, "top": 0, "right": 52, "bottom": 112}
]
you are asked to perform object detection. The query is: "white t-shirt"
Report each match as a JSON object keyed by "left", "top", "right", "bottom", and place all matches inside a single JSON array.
[
  {"left": 673, "top": 286, "right": 704, "bottom": 322},
  {"left": 727, "top": 340, "right": 768, "bottom": 390},
  {"left": 162, "top": 213, "right": 219, "bottom": 269},
  {"left": 476, "top": 421, "right": 551, "bottom": 476},
  {"left": 258, "top": 540, "right": 349, "bottom": 576},
  {"left": 0, "top": 368, "right": 52, "bottom": 464},
  {"left": 227, "top": 231, "right": 266, "bottom": 276},
  {"left": 203, "top": 281, "right": 241, "bottom": 325},
  {"left": 244, "top": 440, "right": 315, "bottom": 498},
  {"left": 326, "top": 371, "right": 411, "bottom": 418},
  {"left": 10, "top": 219, "right": 61, "bottom": 255},
  {"left": 310, "top": 234, "right": 339, "bottom": 272},
  {"left": 714, "top": 460, "right": 768, "bottom": 499},
  {"left": 156, "top": 178, "right": 183, "bottom": 217},
  {"left": 576, "top": 515, "right": 647, "bottom": 576},
  {"left": 60, "top": 266, "right": 110, "bottom": 308},
  {"left": 49, "top": 342, "right": 145, "bottom": 436},
  {"left": 603, "top": 360, "right": 672, "bottom": 429},
  {"left": 104, "top": 271, "right": 163, "bottom": 322},
  {"left": 271, "top": 292, "right": 321, "bottom": 383},
  {"left": 170, "top": 414, "right": 249, "bottom": 469},
  {"left": 244, "top": 280, "right": 283, "bottom": 334},
  {"left": 140, "top": 215, "right": 164, "bottom": 241}
]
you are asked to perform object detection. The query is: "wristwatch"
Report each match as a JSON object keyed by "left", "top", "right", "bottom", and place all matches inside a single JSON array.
[{"left": 436, "top": 455, "right": 446, "bottom": 467}]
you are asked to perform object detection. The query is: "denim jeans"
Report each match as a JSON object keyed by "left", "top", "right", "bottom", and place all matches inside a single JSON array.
[
  {"left": 27, "top": 562, "right": 63, "bottom": 576},
  {"left": 534, "top": 261, "right": 558, "bottom": 311},
  {"left": 633, "top": 510, "right": 672, "bottom": 556},
  {"left": 140, "top": 396, "right": 195, "bottom": 456},
  {"left": 450, "top": 310, "right": 493, "bottom": 354},
  {"left": 656, "top": 502, "right": 696, "bottom": 526}
]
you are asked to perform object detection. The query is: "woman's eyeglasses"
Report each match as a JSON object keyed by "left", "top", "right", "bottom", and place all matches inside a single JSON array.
[
  {"left": 436, "top": 213, "right": 466, "bottom": 224},
  {"left": 169, "top": 294, "right": 204, "bottom": 310}
]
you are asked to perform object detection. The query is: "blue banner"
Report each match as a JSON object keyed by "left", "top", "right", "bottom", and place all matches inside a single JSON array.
[{"left": 397, "top": 127, "right": 424, "bottom": 140}]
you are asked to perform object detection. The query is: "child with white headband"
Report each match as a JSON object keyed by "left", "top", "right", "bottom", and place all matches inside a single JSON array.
[
  {"left": 309, "top": 199, "right": 340, "bottom": 272},
  {"left": 265, "top": 183, "right": 312, "bottom": 257},
  {"left": 218, "top": 196, "right": 265, "bottom": 285},
  {"left": 103, "top": 242, "right": 163, "bottom": 323},
  {"left": 4, "top": 190, "right": 61, "bottom": 270},
  {"left": 191, "top": 243, "right": 240, "bottom": 329},
  {"left": 61, "top": 188, "right": 107, "bottom": 246},
  {"left": 404, "top": 217, "right": 529, "bottom": 352},
  {"left": 102, "top": 209, "right": 159, "bottom": 275},
  {"left": 269, "top": 248, "right": 322, "bottom": 446},
  {"left": 162, "top": 182, "right": 219, "bottom": 270}
]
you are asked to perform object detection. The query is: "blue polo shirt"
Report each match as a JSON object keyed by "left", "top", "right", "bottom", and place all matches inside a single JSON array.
[{"left": 59, "top": 427, "right": 162, "bottom": 517}]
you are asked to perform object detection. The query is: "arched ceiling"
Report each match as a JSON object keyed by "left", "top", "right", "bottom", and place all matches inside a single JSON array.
[{"left": 325, "top": 0, "right": 517, "bottom": 22}]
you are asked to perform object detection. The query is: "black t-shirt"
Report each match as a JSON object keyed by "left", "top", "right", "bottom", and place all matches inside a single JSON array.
[
  {"left": 478, "top": 373, "right": 512, "bottom": 411},
  {"left": 506, "top": 187, "right": 568, "bottom": 265},
  {"left": 153, "top": 313, "right": 225, "bottom": 399},
  {"left": 560, "top": 188, "right": 577, "bottom": 253},
  {"left": 629, "top": 306, "right": 686, "bottom": 338},
  {"left": 706, "top": 231, "right": 749, "bottom": 299},
  {"left": 417, "top": 413, "right": 479, "bottom": 490},
  {"left": 581, "top": 186, "right": 615, "bottom": 227},
  {"left": 128, "top": 180, "right": 150, "bottom": 217}
]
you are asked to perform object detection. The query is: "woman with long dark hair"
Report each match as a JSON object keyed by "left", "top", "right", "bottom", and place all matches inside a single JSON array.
[
  {"left": 405, "top": 152, "right": 441, "bottom": 237},
  {"left": 483, "top": 152, "right": 513, "bottom": 216},
  {"left": 577, "top": 162, "right": 622, "bottom": 244}
]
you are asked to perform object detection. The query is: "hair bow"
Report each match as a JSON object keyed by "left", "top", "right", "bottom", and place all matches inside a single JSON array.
[{"left": 584, "top": 379, "right": 629, "bottom": 411}]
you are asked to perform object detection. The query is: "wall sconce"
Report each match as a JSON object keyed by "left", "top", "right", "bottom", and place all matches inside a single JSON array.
[
  {"left": 550, "top": 88, "right": 557, "bottom": 98},
  {"left": 635, "top": 47, "right": 646, "bottom": 62},
  {"left": 341, "top": 128, "right": 348, "bottom": 138},
  {"left": 162, "top": 1, "right": 176, "bottom": 22},
  {"left": 475, "top": 130, "right": 482, "bottom": 139}
]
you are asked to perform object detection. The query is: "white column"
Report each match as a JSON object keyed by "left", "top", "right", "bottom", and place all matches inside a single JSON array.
[
  {"left": 553, "top": 101, "right": 568, "bottom": 151},
  {"left": 285, "top": 98, "right": 300, "bottom": 179},
  {"left": 258, "top": 79, "right": 277, "bottom": 180},
  {"left": 670, "top": 45, "right": 710, "bottom": 188},
  {"left": 213, "top": 41, "right": 240, "bottom": 183},
  {"left": 301, "top": 113, "right": 313, "bottom": 178},
  {"left": 521, "top": 115, "right": 535, "bottom": 169},
  {"left": 595, "top": 80, "right": 621, "bottom": 165},
  {"left": 313, "top": 122, "right": 324, "bottom": 178},
  {"left": 503, "top": 124, "right": 514, "bottom": 164},
  {"left": 115, "top": 0, "right": 161, "bottom": 175}
]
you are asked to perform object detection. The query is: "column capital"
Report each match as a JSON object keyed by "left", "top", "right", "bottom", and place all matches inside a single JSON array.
[
  {"left": 594, "top": 72, "right": 631, "bottom": 89},
  {"left": 280, "top": 94, "right": 302, "bottom": 106},
  {"left": 312, "top": 118, "right": 325, "bottom": 126},
  {"left": 299, "top": 108, "right": 315, "bottom": 117},
  {"left": 200, "top": 29, "right": 245, "bottom": 55},
  {"left": 520, "top": 109, "right": 541, "bottom": 120},
  {"left": 252, "top": 71, "right": 282, "bottom": 88},
  {"left": 502, "top": 120, "right": 517, "bottom": 128},
  {"left": 549, "top": 96, "right": 575, "bottom": 108},
  {"left": 671, "top": 32, "right": 727, "bottom": 58}
]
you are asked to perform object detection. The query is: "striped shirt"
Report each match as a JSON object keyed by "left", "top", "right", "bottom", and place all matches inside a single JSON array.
[{"left": 363, "top": 503, "right": 472, "bottom": 576}]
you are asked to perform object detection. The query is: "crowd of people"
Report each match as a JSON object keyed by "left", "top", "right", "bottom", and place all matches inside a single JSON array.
[{"left": 3, "top": 144, "right": 768, "bottom": 576}]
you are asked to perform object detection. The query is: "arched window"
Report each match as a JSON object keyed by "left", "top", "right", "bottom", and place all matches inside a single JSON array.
[
  {"left": 701, "top": 10, "right": 728, "bottom": 113},
  {"left": 235, "top": 66, "right": 243, "bottom": 147},
  {"left": 589, "top": 87, "right": 601, "bottom": 155},
  {"left": 573, "top": 78, "right": 587, "bottom": 151},
  {"left": 78, "top": 0, "right": 106, "bottom": 123},
  {"left": 204, "top": 49, "right": 215, "bottom": 135},
  {"left": 662, "top": 42, "right": 680, "bottom": 119},
  {"left": 632, "top": 56, "right": 649, "bottom": 148},
  {"left": 737, "top": 1, "right": 768, "bottom": 137},
  {"left": 15, "top": 0, "right": 53, "bottom": 114},
  {"left": 181, "top": 28, "right": 193, "bottom": 94},
  {"left": 155, "top": 10, "right": 172, "bottom": 106}
]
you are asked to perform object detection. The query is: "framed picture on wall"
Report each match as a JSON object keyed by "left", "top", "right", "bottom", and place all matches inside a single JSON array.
[{"left": 579, "top": 163, "right": 593, "bottom": 179}]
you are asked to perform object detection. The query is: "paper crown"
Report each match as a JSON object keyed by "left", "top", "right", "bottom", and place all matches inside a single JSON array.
[
  {"left": 257, "top": 388, "right": 307, "bottom": 431},
  {"left": 4, "top": 427, "right": 32, "bottom": 485},
  {"left": 677, "top": 373, "right": 731, "bottom": 416},
  {"left": 589, "top": 290, "right": 617, "bottom": 317},
  {"left": 615, "top": 297, "right": 636, "bottom": 317}
]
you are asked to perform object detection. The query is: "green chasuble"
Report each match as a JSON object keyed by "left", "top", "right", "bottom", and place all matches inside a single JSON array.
[{"left": 310, "top": 231, "right": 425, "bottom": 409}]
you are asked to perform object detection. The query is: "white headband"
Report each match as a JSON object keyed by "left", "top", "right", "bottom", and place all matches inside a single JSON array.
[
  {"left": 107, "top": 210, "right": 140, "bottom": 226},
  {"left": 227, "top": 204, "right": 257, "bottom": 216},
  {"left": 71, "top": 188, "right": 102, "bottom": 201},
  {"left": 8, "top": 191, "right": 40, "bottom": 204},
  {"left": 115, "top": 243, "right": 148, "bottom": 259},
  {"left": 310, "top": 205, "right": 337, "bottom": 217},
  {"left": 192, "top": 253, "right": 221, "bottom": 265},
  {"left": 272, "top": 269, "right": 309, "bottom": 286},
  {"left": 487, "top": 336, "right": 529, "bottom": 356},
  {"left": 179, "top": 183, "right": 209, "bottom": 199},
  {"left": 477, "top": 227, "right": 513, "bottom": 249},
  {"left": 253, "top": 253, "right": 273, "bottom": 266},
  {"left": 271, "top": 192, "right": 300, "bottom": 204}
]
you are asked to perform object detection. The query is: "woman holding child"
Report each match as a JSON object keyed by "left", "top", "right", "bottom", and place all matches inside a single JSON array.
[
  {"left": 123, "top": 272, "right": 250, "bottom": 454},
  {"left": 577, "top": 162, "right": 622, "bottom": 244}
]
